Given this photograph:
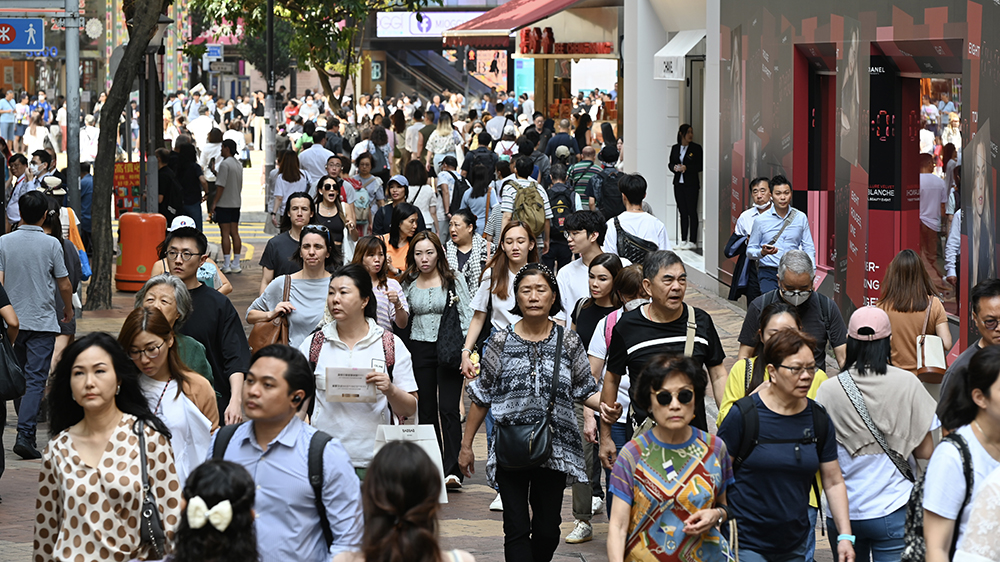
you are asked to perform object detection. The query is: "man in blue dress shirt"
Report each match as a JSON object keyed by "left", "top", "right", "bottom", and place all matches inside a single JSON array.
[
  {"left": 209, "top": 345, "right": 363, "bottom": 562},
  {"left": 746, "top": 175, "right": 816, "bottom": 294}
]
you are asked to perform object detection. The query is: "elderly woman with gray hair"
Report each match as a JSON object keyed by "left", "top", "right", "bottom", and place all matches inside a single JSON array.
[{"left": 135, "top": 273, "right": 215, "bottom": 388}]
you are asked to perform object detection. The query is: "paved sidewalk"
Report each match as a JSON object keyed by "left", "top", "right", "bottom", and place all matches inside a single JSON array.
[{"left": 0, "top": 255, "right": 833, "bottom": 562}]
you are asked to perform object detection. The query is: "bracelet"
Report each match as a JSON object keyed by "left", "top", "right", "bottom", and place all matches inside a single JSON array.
[
  {"left": 837, "top": 534, "right": 856, "bottom": 545},
  {"left": 462, "top": 348, "right": 473, "bottom": 355}
]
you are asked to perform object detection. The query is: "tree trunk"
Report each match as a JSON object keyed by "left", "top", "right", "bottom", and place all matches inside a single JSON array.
[
  {"left": 84, "top": 0, "right": 167, "bottom": 310},
  {"left": 316, "top": 67, "right": 335, "bottom": 103}
]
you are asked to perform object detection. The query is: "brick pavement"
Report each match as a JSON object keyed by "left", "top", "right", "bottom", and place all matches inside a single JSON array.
[{"left": 0, "top": 246, "right": 833, "bottom": 562}]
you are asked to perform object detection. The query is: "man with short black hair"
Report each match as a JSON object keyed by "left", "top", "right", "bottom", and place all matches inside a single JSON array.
[
  {"left": 939, "top": 279, "right": 1000, "bottom": 408},
  {"left": 1, "top": 190, "right": 73, "bottom": 459},
  {"left": 727, "top": 177, "right": 772, "bottom": 303},
  {"left": 501, "top": 156, "right": 553, "bottom": 254},
  {"left": 585, "top": 145, "right": 622, "bottom": 215},
  {"left": 299, "top": 130, "right": 335, "bottom": 190},
  {"left": 210, "top": 345, "right": 363, "bottom": 562},
  {"left": 189, "top": 104, "right": 215, "bottom": 147},
  {"left": 5, "top": 153, "right": 29, "bottom": 229},
  {"left": 521, "top": 130, "right": 550, "bottom": 186},
  {"left": 166, "top": 226, "right": 251, "bottom": 422},
  {"left": 542, "top": 163, "right": 576, "bottom": 271},
  {"left": 746, "top": 175, "right": 815, "bottom": 294},
  {"left": 601, "top": 173, "right": 670, "bottom": 256},
  {"left": 28, "top": 149, "right": 54, "bottom": 192},
  {"left": 211, "top": 139, "right": 244, "bottom": 273},
  {"left": 462, "top": 131, "right": 500, "bottom": 177}
]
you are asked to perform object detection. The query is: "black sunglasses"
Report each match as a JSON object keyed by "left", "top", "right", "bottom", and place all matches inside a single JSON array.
[
  {"left": 654, "top": 388, "right": 694, "bottom": 406},
  {"left": 320, "top": 182, "right": 339, "bottom": 191}
]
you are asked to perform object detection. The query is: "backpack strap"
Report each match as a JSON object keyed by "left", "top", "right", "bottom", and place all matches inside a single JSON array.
[
  {"left": 308, "top": 330, "right": 326, "bottom": 368},
  {"left": 810, "top": 400, "right": 830, "bottom": 502},
  {"left": 211, "top": 422, "right": 243, "bottom": 460},
  {"left": 309, "top": 431, "right": 335, "bottom": 549},
  {"left": 604, "top": 309, "right": 619, "bottom": 349},
  {"left": 733, "top": 396, "right": 760, "bottom": 472},
  {"left": 743, "top": 357, "right": 752, "bottom": 393},
  {"left": 382, "top": 329, "right": 395, "bottom": 379},
  {"left": 572, "top": 297, "right": 586, "bottom": 326},
  {"left": 943, "top": 432, "right": 975, "bottom": 557}
]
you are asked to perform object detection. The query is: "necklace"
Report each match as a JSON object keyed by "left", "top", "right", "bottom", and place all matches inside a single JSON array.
[
  {"left": 154, "top": 378, "right": 172, "bottom": 415},
  {"left": 973, "top": 420, "right": 1000, "bottom": 459}
]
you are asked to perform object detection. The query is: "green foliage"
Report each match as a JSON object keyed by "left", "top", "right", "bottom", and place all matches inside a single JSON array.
[{"left": 240, "top": 19, "right": 293, "bottom": 81}]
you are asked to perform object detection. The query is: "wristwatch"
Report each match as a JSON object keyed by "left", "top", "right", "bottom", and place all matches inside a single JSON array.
[{"left": 837, "top": 534, "right": 856, "bottom": 545}]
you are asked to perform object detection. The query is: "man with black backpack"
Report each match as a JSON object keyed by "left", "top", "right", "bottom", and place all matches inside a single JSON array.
[
  {"left": 586, "top": 145, "right": 625, "bottom": 218},
  {"left": 543, "top": 164, "right": 577, "bottom": 271},
  {"left": 501, "top": 156, "right": 552, "bottom": 255},
  {"left": 601, "top": 173, "right": 670, "bottom": 264},
  {"left": 461, "top": 131, "right": 499, "bottom": 178},
  {"left": 210, "top": 345, "right": 363, "bottom": 562}
]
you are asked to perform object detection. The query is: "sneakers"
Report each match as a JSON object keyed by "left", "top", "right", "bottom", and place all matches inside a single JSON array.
[
  {"left": 229, "top": 263, "right": 242, "bottom": 273},
  {"left": 565, "top": 520, "right": 593, "bottom": 543},
  {"left": 489, "top": 492, "right": 504, "bottom": 511},
  {"left": 13, "top": 434, "right": 41, "bottom": 460},
  {"left": 591, "top": 496, "right": 605, "bottom": 515},
  {"left": 220, "top": 266, "right": 231, "bottom": 274},
  {"left": 445, "top": 475, "right": 463, "bottom": 489}
]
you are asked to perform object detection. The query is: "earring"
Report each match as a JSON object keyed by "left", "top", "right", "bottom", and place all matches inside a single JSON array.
[{"left": 116, "top": 385, "right": 121, "bottom": 395}]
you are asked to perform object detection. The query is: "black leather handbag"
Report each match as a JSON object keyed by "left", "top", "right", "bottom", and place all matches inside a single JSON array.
[
  {"left": 495, "top": 326, "right": 563, "bottom": 471},
  {"left": 134, "top": 420, "right": 166, "bottom": 558},
  {"left": 437, "top": 282, "right": 464, "bottom": 367},
  {"left": 0, "top": 327, "right": 25, "bottom": 400}
]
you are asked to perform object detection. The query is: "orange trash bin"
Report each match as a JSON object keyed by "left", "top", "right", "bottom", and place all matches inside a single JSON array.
[{"left": 115, "top": 213, "right": 166, "bottom": 292}]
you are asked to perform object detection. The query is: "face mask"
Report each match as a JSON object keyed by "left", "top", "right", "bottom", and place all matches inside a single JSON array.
[
  {"left": 28, "top": 163, "right": 39, "bottom": 175},
  {"left": 754, "top": 202, "right": 771, "bottom": 211},
  {"left": 780, "top": 289, "right": 811, "bottom": 307},
  {"left": 473, "top": 127, "right": 483, "bottom": 134}
]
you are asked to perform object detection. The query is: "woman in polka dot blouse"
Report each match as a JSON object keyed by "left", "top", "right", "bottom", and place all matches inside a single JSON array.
[{"left": 33, "top": 333, "right": 181, "bottom": 562}]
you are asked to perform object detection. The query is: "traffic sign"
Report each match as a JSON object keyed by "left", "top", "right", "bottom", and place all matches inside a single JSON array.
[
  {"left": 0, "top": 18, "right": 45, "bottom": 51},
  {"left": 209, "top": 61, "right": 236, "bottom": 74},
  {"left": 205, "top": 44, "right": 223, "bottom": 59}
]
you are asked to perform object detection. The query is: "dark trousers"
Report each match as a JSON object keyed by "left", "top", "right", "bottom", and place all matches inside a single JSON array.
[
  {"left": 542, "top": 240, "right": 572, "bottom": 272},
  {"left": 10, "top": 330, "right": 56, "bottom": 439},
  {"left": 495, "top": 466, "right": 566, "bottom": 562},
  {"left": 674, "top": 183, "right": 700, "bottom": 244},
  {"left": 409, "top": 339, "right": 464, "bottom": 479},
  {"left": 758, "top": 266, "right": 779, "bottom": 294},
  {"left": 746, "top": 260, "right": 761, "bottom": 304}
]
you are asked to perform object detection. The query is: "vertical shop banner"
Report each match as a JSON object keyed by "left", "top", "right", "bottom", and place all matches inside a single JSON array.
[{"left": 113, "top": 162, "right": 142, "bottom": 218}]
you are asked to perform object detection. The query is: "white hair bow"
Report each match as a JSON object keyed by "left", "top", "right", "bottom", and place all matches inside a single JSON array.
[{"left": 186, "top": 496, "right": 233, "bottom": 532}]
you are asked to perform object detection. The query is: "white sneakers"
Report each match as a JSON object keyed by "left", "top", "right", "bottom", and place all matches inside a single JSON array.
[
  {"left": 489, "top": 492, "right": 504, "bottom": 511},
  {"left": 565, "top": 520, "right": 593, "bottom": 543},
  {"left": 676, "top": 240, "right": 697, "bottom": 251},
  {"left": 591, "top": 496, "right": 605, "bottom": 515},
  {"left": 445, "top": 475, "right": 462, "bottom": 489}
]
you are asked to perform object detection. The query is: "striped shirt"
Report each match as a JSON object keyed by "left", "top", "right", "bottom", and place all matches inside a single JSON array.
[{"left": 568, "top": 160, "right": 603, "bottom": 196}]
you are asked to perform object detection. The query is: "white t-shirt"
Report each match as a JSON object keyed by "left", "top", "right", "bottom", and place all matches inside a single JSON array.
[
  {"left": 139, "top": 377, "right": 212, "bottom": 486},
  {"left": 471, "top": 268, "right": 520, "bottom": 330},
  {"left": 407, "top": 184, "right": 437, "bottom": 229},
  {"left": 303, "top": 319, "right": 418, "bottom": 468},
  {"left": 924, "top": 424, "right": 1000, "bottom": 550},
  {"left": 298, "top": 144, "right": 335, "bottom": 192},
  {"left": 555, "top": 255, "right": 631, "bottom": 322},
  {"left": 602, "top": 212, "right": 672, "bottom": 255},
  {"left": 919, "top": 172, "right": 948, "bottom": 231},
  {"left": 588, "top": 310, "right": 632, "bottom": 423},
  {"left": 274, "top": 175, "right": 309, "bottom": 204}
]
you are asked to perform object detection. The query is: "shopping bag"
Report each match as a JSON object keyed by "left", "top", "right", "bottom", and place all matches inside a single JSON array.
[{"left": 373, "top": 424, "right": 448, "bottom": 504}]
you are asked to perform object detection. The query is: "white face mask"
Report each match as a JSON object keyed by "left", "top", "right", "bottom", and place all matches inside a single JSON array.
[
  {"left": 28, "top": 163, "right": 39, "bottom": 175},
  {"left": 754, "top": 202, "right": 771, "bottom": 211},
  {"left": 473, "top": 127, "right": 483, "bottom": 134}
]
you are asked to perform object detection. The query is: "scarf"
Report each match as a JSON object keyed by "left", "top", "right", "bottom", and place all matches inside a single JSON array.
[{"left": 446, "top": 235, "right": 488, "bottom": 293}]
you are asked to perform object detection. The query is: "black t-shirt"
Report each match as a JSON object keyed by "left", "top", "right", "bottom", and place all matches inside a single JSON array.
[
  {"left": 179, "top": 284, "right": 251, "bottom": 404},
  {"left": 737, "top": 291, "right": 847, "bottom": 372},
  {"left": 572, "top": 302, "right": 617, "bottom": 349},
  {"left": 259, "top": 232, "right": 303, "bottom": 277},
  {"left": 456, "top": 249, "right": 471, "bottom": 272},
  {"left": 314, "top": 211, "right": 345, "bottom": 244},
  {"left": 177, "top": 162, "right": 205, "bottom": 205}
]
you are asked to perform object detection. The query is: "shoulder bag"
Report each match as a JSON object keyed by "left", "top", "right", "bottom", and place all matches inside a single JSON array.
[
  {"left": 916, "top": 300, "right": 947, "bottom": 383},
  {"left": 495, "top": 326, "right": 564, "bottom": 471},
  {"left": 248, "top": 275, "right": 291, "bottom": 355},
  {"left": 614, "top": 216, "right": 658, "bottom": 266},
  {"left": 437, "top": 282, "right": 464, "bottom": 367},
  {"left": 0, "top": 325, "right": 25, "bottom": 400},
  {"left": 837, "top": 372, "right": 915, "bottom": 481},
  {"left": 134, "top": 420, "right": 166, "bottom": 559}
]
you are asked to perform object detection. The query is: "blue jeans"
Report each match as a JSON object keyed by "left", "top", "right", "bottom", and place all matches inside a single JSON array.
[
  {"left": 826, "top": 505, "right": 906, "bottom": 562},
  {"left": 0, "top": 121, "right": 14, "bottom": 142},
  {"left": 758, "top": 266, "right": 779, "bottom": 294},
  {"left": 11, "top": 330, "right": 56, "bottom": 439},
  {"left": 482, "top": 325, "right": 499, "bottom": 491},
  {"left": 604, "top": 422, "right": 631, "bottom": 518},
  {"left": 805, "top": 505, "right": 818, "bottom": 562},
  {"left": 182, "top": 203, "right": 203, "bottom": 231}
]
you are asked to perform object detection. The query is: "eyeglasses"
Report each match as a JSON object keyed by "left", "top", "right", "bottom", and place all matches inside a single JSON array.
[
  {"left": 780, "top": 289, "right": 811, "bottom": 299},
  {"left": 128, "top": 341, "right": 165, "bottom": 361},
  {"left": 778, "top": 364, "right": 818, "bottom": 377},
  {"left": 980, "top": 317, "right": 1000, "bottom": 331},
  {"left": 654, "top": 388, "right": 694, "bottom": 406},
  {"left": 166, "top": 250, "right": 203, "bottom": 262}
]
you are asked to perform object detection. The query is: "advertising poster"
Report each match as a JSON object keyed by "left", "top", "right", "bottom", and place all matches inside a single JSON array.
[{"left": 113, "top": 162, "right": 141, "bottom": 218}]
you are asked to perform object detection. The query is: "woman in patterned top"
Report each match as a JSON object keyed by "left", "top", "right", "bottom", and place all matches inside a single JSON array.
[
  {"left": 608, "top": 355, "right": 733, "bottom": 562},
  {"left": 459, "top": 263, "right": 601, "bottom": 562},
  {"left": 34, "top": 333, "right": 181, "bottom": 562}
]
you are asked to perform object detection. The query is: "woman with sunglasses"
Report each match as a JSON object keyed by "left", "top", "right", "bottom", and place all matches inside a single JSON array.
[
  {"left": 249, "top": 224, "right": 336, "bottom": 348},
  {"left": 258, "top": 191, "right": 315, "bottom": 295},
  {"left": 718, "top": 328, "right": 855, "bottom": 562},
  {"left": 118, "top": 306, "right": 219, "bottom": 484},
  {"left": 314, "top": 175, "right": 358, "bottom": 252},
  {"left": 608, "top": 356, "right": 733, "bottom": 562},
  {"left": 459, "top": 263, "right": 601, "bottom": 562}
]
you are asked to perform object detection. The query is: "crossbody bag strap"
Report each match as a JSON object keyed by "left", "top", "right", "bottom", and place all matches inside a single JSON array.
[
  {"left": 768, "top": 208, "right": 797, "bottom": 246},
  {"left": 837, "top": 372, "right": 915, "bottom": 482},
  {"left": 920, "top": 300, "right": 933, "bottom": 334},
  {"left": 546, "top": 326, "right": 564, "bottom": 421},
  {"left": 684, "top": 304, "right": 697, "bottom": 357},
  {"left": 744, "top": 357, "right": 752, "bottom": 393},
  {"left": 282, "top": 274, "right": 291, "bottom": 302}
]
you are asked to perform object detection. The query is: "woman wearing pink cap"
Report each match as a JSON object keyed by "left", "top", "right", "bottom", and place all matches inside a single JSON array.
[{"left": 815, "top": 306, "right": 937, "bottom": 561}]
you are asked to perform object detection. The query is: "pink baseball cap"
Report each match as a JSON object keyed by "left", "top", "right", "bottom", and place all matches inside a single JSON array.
[{"left": 848, "top": 306, "right": 891, "bottom": 341}]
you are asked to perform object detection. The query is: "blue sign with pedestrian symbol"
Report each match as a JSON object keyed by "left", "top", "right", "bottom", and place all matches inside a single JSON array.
[{"left": 0, "top": 19, "right": 44, "bottom": 51}]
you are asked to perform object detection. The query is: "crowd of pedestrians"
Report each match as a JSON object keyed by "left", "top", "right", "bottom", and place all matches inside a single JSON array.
[{"left": 0, "top": 85, "right": 998, "bottom": 562}]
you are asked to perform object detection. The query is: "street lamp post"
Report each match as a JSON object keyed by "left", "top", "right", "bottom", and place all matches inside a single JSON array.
[{"left": 130, "top": 14, "right": 172, "bottom": 213}]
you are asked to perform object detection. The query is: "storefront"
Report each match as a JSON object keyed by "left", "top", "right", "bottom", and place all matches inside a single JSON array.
[{"left": 714, "top": 0, "right": 990, "bottom": 348}]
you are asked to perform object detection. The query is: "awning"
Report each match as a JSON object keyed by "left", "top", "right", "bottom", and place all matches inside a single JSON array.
[
  {"left": 442, "top": 0, "right": 581, "bottom": 49},
  {"left": 653, "top": 29, "right": 706, "bottom": 80}
]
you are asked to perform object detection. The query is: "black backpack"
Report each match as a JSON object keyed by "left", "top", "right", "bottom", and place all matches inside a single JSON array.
[
  {"left": 591, "top": 168, "right": 626, "bottom": 219},
  {"left": 213, "top": 424, "right": 336, "bottom": 548},
  {"left": 900, "top": 433, "right": 973, "bottom": 562},
  {"left": 548, "top": 183, "right": 576, "bottom": 234},
  {"left": 732, "top": 396, "right": 829, "bottom": 503},
  {"left": 447, "top": 171, "right": 471, "bottom": 216}
]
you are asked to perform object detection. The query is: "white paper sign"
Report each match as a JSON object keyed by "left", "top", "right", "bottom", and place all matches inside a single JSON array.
[
  {"left": 374, "top": 425, "right": 448, "bottom": 504},
  {"left": 325, "top": 367, "right": 377, "bottom": 403}
]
